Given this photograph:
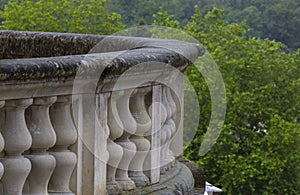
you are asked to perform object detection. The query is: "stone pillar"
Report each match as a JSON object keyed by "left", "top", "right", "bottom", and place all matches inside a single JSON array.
[
  {"left": 24, "top": 97, "right": 57, "bottom": 194},
  {"left": 145, "top": 84, "right": 164, "bottom": 184},
  {"left": 49, "top": 95, "right": 77, "bottom": 194},
  {"left": 70, "top": 93, "right": 109, "bottom": 195},
  {"left": 129, "top": 87, "right": 151, "bottom": 187},
  {"left": 0, "top": 99, "right": 32, "bottom": 195},
  {"left": 95, "top": 93, "right": 109, "bottom": 195}
]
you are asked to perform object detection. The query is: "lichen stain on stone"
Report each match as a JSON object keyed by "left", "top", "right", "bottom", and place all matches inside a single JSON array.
[
  {"left": 0, "top": 30, "right": 203, "bottom": 83},
  {"left": 95, "top": 183, "right": 106, "bottom": 194}
]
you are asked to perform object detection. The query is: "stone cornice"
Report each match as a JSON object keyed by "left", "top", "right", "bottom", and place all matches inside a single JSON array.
[{"left": 0, "top": 30, "right": 204, "bottom": 82}]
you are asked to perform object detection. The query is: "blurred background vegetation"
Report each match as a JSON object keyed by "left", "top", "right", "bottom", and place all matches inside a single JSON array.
[
  {"left": 0, "top": 0, "right": 299, "bottom": 194},
  {"left": 107, "top": 0, "right": 300, "bottom": 50}
]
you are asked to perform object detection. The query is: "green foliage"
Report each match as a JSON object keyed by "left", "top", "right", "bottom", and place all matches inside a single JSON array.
[
  {"left": 107, "top": 0, "right": 183, "bottom": 26},
  {"left": 224, "top": 0, "right": 300, "bottom": 50},
  {"left": 0, "top": 0, "right": 8, "bottom": 10},
  {"left": 108, "top": 0, "right": 300, "bottom": 50},
  {"left": 0, "top": 0, "right": 124, "bottom": 34},
  {"left": 153, "top": 7, "right": 180, "bottom": 28},
  {"left": 154, "top": 6, "right": 300, "bottom": 194}
]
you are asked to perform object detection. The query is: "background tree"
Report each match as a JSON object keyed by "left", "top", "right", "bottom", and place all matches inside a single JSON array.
[
  {"left": 108, "top": 0, "right": 300, "bottom": 50},
  {"left": 0, "top": 0, "right": 124, "bottom": 34},
  {"left": 224, "top": 0, "right": 300, "bottom": 50},
  {"left": 107, "top": 0, "right": 182, "bottom": 26},
  {"left": 154, "top": 6, "right": 300, "bottom": 194},
  {"left": 0, "top": 0, "right": 7, "bottom": 10}
]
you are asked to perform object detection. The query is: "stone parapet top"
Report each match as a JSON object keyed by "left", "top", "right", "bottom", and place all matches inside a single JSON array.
[{"left": 0, "top": 30, "right": 205, "bottom": 82}]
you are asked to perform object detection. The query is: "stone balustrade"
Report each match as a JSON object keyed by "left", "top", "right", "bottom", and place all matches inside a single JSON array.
[{"left": 0, "top": 30, "right": 204, "bottom": 195}]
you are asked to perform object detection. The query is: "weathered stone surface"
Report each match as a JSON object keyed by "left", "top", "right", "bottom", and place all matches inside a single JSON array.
[
  {"left": 121, "top": 161, "right": 195, "bottom": 195},
  {"left": 0, "top": 30, "right": 204, "bottom": 59},
  {"left": 0, "top": 47, "right": 194, "bottom": 82},
  {"left": 178, "top": 156, "right": 206, "bottom": 194},
  {"left": 0, "top": 30, "right": 205, "bottom": 81},
  {"left": 0, "top": 30, "right": 206, "bottom": 195},
  {"left": 0, "top": 30, "right": 103, "bottom": 59}
]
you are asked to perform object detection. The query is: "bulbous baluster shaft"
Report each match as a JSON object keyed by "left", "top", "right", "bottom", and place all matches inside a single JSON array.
[
  {"left": 0, "top": 99, "right": 33, "bottom": 195},
  {"left": 114, "top": 90, "right": 137, "bottom": 191},
  {"left": 49, "top": 95, "right": 77, "bottom": 195},
  {"left": 129, "top": 87, "right": 151, "bottom": 187},
  {"left": 25, "top": 96, "right": 57, "bottom": 194},
  {"left": 165, "top": 88, "right": 176, "bottom": 165},
  {"left": 160, "top": 87, "right": 177, "bottom": 173},
  {"left": 107, "top": 91, "right": 124, "bottom": 194}
]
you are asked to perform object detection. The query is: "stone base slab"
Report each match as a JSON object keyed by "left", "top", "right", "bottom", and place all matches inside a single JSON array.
[{"left": 122, "top": 161, "right": 196, "bottom": 195}]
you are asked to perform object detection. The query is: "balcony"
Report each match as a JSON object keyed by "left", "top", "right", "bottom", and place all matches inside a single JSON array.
[{"left": 0, "top": 30, "right": 205, "bottom": 195}]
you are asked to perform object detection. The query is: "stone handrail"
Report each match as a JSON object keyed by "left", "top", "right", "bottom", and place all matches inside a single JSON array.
[{"left": 0, "top": 30, "right": 204, "bottom": 195}]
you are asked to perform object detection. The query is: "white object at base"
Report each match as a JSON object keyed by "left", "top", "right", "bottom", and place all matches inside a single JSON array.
[{"left": 204, "top": 182, "right": 222, "bottom": 195}]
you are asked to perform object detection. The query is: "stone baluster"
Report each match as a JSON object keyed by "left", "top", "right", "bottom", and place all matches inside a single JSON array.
[
  {"left": 107, "top": 91, "right": 124, "bottom": 194},
  {"left": 128, "top": 87, "right": 151, "bottom": 187},
  {"left": 24, "top": 97, "right": 57, "bottom": 194},
  {"left": 114, "top": 90, "right": 137, "bottom": 191},
  {"left": 165, "top": 88, "right": 177, "bottom": 167},
  {"left": 160, "top": 87, "right": 176, "bottom": 172},
  {"left": 0, "top": 101, "right": 5, "bottom": 181},
  {"left": 0, "top": 99, "right": 32, "bottom": 195},
  {"left": 159, "top": 87, "right": 170, "bottom": 173},
  {"left": 49, "top": 95, "right": 77, "bottom": 194}
]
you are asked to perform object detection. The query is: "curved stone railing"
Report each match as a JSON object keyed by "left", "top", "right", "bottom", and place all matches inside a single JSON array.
[{"left": 0, "top": 30, "right": 204, "bottom": 195}]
